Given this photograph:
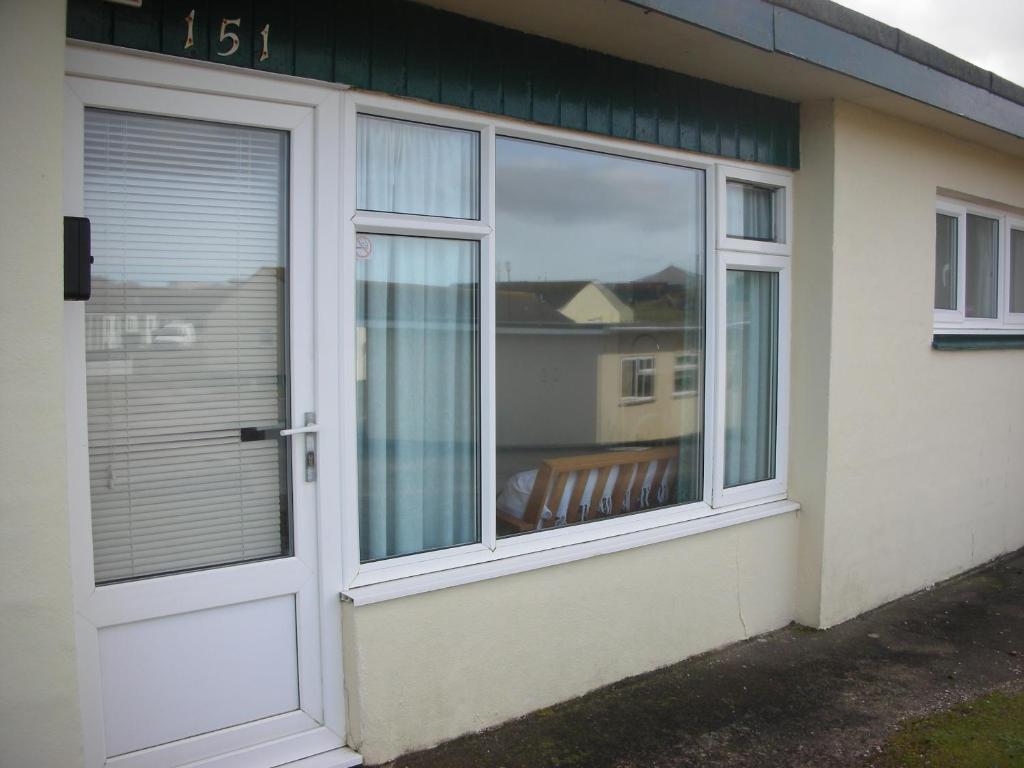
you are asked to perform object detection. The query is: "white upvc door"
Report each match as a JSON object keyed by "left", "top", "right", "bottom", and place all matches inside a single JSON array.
[{"left": 63, "top": 49, "right": 351, "bottom": 768}]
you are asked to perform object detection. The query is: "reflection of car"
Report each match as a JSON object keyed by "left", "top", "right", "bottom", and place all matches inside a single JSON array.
[{"left": 153, "top": 321, "right": 196, "bottom": 346}]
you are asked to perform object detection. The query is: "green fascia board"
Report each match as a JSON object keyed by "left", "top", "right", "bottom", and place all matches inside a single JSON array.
[
  {"left": 65, "top": 0, "right": 800, "bottom": 169},
  {"left": 932, "top": 335, "right": 1024, "bottom": 351}
]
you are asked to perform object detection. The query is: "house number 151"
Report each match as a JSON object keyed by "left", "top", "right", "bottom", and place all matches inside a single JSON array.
[{"left": 184, "top": 11, "right": 270, "bottom": 62}]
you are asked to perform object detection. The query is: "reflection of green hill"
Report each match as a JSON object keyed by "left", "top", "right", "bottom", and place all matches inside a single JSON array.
[{"left": 632, "top": 297, "right": 687, "bottom": 323}]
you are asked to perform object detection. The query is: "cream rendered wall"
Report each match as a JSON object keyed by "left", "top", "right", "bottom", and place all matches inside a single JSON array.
[
  {"left": 0, "top": 2, "right": 84, "bottom": 768},
  {"left": 816, "top": 101, "right": 1024, "bottom": 627},
  {"left": 790, "top": 101, "right": 837, "bottom": 628},
  {"left": 343, "top": 512, "right": 798, "bottom": 764}
]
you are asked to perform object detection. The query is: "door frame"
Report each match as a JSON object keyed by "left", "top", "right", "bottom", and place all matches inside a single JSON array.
[{"left": 62, "top": 44, "right": 349, "bottom": 768}]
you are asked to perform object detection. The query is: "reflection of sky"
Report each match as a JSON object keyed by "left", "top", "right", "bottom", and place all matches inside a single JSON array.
[{"left": 495, "top": 137, "right": 704, "bottom": 284}]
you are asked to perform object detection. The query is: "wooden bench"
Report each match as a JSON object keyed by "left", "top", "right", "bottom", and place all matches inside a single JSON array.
[{"left": 497, "top": 445, "right": 680, "bottom": 532}]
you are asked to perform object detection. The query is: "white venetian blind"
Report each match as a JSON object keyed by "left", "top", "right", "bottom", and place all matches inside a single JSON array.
[{"left": 84, "top": 109, "right": 290, "bottom": 584}]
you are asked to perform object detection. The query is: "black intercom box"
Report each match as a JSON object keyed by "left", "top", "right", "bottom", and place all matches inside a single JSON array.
[{"left": 64, "top": 216, "right": 92, "bottom": 301}]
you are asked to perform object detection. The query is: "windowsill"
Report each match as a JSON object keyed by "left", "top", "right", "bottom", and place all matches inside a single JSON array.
[
  {"left": 619, "top": 397, "right": 656, "bottom": 406},
  {"left": 339, "top": 498, "right": 799, "bottom": 606},
  {"left": 932, "top": 334, "right": 1024, "bottom": 350}
]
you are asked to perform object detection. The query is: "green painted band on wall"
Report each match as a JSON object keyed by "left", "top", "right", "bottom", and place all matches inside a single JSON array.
[
  {"left": 66, "top": 0, "right": 800, "bottom": 169},
  {"left": 932, "top": 335, "right": 1024, "bottom": 351}
]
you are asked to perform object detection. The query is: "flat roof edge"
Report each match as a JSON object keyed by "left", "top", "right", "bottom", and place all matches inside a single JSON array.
[{"left": 622, "top": 0, "right": 1024, "bottom": 141}]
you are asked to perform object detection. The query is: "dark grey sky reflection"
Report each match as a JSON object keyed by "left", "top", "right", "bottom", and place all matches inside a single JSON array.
[{"left": 495, "top": 137, "right": 704, "bottom": 284}]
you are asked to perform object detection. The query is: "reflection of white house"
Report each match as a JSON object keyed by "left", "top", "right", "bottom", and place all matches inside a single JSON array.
[
  {"left": 6, "top": 1, "right": 1024, "bottom": 767},
  {"left": 559, "top": 281, "right": 634, "bottom": 324}
]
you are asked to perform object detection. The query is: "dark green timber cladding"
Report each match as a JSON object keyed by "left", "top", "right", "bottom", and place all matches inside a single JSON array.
[{"left": 66, "top": 0, "right": 800, "bottom": 168}]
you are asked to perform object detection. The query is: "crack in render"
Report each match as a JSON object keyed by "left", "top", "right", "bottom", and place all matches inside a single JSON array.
[{"left": 735, "top": 539, "right": 748, "bottom": 638}]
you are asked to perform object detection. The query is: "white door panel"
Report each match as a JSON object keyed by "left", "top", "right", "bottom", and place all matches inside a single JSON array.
[{"left": 99, "top": 596, "right": 300, "bottom": 756}]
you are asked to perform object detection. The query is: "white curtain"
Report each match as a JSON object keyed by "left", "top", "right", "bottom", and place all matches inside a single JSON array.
[
  {"left": 724, "top": 270, "right": 778, "bottom": 488},
  {"left": 357, "top": 235, "right": 479, "bottom": 561},
  {"left": 1012, "top": 229, "right": 1024, "bottom": 313},
  {"left": 966, "top": 214, "right": 999, "bottom": 318},
  {"left": 727, "top": 182, "right": 774, "bottom": 241},
  {"left": 934, "top": 213, "right": 958, "bottom": 310},
  {"left": 356, "top": 114, "right": 479, "bottom": 219}
]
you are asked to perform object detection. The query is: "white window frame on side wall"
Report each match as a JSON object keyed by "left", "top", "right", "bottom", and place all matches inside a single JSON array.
[
  {"left": 934, "top": 197, "right": 1024, "bottom": 333},
  {"left": 339, "top": 90, "right": 797, "bottom": 602}
]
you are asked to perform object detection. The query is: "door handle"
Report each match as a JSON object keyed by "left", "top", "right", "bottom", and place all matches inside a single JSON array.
[
  {"left": 280, "top": 422, "right": 320, "bottom": 436},
  {"left": 239, "top": 412, "right": 317, "bottom": 482},
  {"left": 285, "top": 412, "right": 317, "bottom": 482}
]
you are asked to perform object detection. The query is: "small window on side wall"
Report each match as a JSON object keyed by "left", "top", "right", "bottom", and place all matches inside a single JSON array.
[
  {"left": 933, "top": 198, "right": 1024, "bottom": 332},
  {"left": 717, "top": 165, "right": 791, "bottom": 256}
]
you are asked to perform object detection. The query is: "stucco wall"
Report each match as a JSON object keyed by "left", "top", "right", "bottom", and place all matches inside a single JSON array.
[
  {"left": 790, "top": 101, "right": 837, "bottom": 628},
  {"left": 816, "top": 101, "right": 1024, "bottom": 627},
  {"left": 0, "top": 2, "right": 84, "bottom": 767},
  {"left": 343, "top": 512, "right": 798, "bottom": 764}
]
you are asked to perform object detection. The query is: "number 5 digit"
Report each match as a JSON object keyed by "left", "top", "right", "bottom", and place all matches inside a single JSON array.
[{"left": 217, "top": 17, "right": 240, "bottom": 57}]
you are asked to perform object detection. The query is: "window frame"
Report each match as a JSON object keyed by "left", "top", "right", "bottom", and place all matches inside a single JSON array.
[
  {"left": 673, "top": 352, "right": 700, "bottom": 397},
  {"left": 620, "top": 355, "right": 657, "bottom": 404},
  {"left": 340, "top": 90, "right": 793, "bottom": 593},
  {"left": 933, "top": 197, "right": 1024, "bottom": 333},
  {"left": 717, "top": 164, "right": 793, "bottom": 256},
  {"left": 712, "top": 252, "right": 790, "bottom": 507}
]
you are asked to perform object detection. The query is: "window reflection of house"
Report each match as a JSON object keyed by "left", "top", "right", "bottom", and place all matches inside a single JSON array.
[{"left": 495, "top": 269, "right": 703, "bottom": 488}]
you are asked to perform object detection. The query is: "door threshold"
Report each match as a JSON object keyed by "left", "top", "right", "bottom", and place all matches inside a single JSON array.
[{"left": 280, "top": 747, "right": 362, "bottom": 768}]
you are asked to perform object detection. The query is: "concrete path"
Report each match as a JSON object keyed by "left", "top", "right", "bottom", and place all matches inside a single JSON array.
[{"left": 378, "top": 550, "right": 1024, "bottom": 767}]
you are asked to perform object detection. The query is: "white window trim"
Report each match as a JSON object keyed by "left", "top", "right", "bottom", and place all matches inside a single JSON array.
[
  {"left": 717, "top": 164, "right": 793, "bottom": 257},
  {"left": 711, "top": 252, "right": 791, "bottom": 508},
  {"left": 340, "top": 90, "right": 794, "bottom": 594},
  {"left": 934, "top": 196, "right": 1024, "bottom": 333},
  {"left": 65, "top": 44, "right": 795, "bottom": 606},
  {"left": 673, "top": 353, "right": 700, "bottom": 397},
  {"left": 620, "top": 355, "right": 657, "bottom": 404}
]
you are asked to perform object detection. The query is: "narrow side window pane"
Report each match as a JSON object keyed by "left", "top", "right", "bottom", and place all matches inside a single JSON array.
[
  {"left": 1011, "top": 229, "right": 1024, "bottom": 314},
  {"left": 356, "top": 234, "right": 480, "bottom": 562},
  {"left": 934, "top": 213, "right": 958, "bottom": 310},
  {"left": 356, "top": 115, "right": 480, "bottom": 220},
  {"left": 495, "top": 137, "right": 705, "bottom": 536},
  {"left": 965, "top": 213, "right": 999, "bottom": 319},
  {"left": 84, "top": 109, "right": 291, "bottom": 583},
  {"left": 726, "top": 181, "right": 776, "bottom": 241},
  {"left": 724, "top": 270, "right": 778, "bottom": 489}
]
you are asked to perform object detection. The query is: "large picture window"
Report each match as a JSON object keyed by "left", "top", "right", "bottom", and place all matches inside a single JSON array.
[
  {"left": 493, "top": 137, "right": 705, "bottom": 535},
  {"left": 346, "top": 97, "right": 791, "bottom": 585}
]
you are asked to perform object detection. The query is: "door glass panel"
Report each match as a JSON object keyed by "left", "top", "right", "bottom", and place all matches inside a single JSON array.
[{"left": 84, "top": 109, "right": 290, "bottom": 584}]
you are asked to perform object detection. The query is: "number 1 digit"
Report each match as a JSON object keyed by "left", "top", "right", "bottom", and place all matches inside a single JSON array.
[
  {"left": 183, "top": 9, "right": 195, "bottom": 50},
  {"left": 259, "top": 24, "right": 270, "bottom": 62}
]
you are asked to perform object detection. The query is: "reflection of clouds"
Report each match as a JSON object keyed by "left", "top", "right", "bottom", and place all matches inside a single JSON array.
[
  {"left": 496, "top": 137, "right": 704, "bottom": 284},
  {"left": 497, "top": 138, "right": 702, "bottom": 231}
]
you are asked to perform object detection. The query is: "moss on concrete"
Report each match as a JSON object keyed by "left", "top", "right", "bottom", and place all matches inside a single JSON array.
[{"left": 877, "top": 691, "right": 1024, "bottom": 767}]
